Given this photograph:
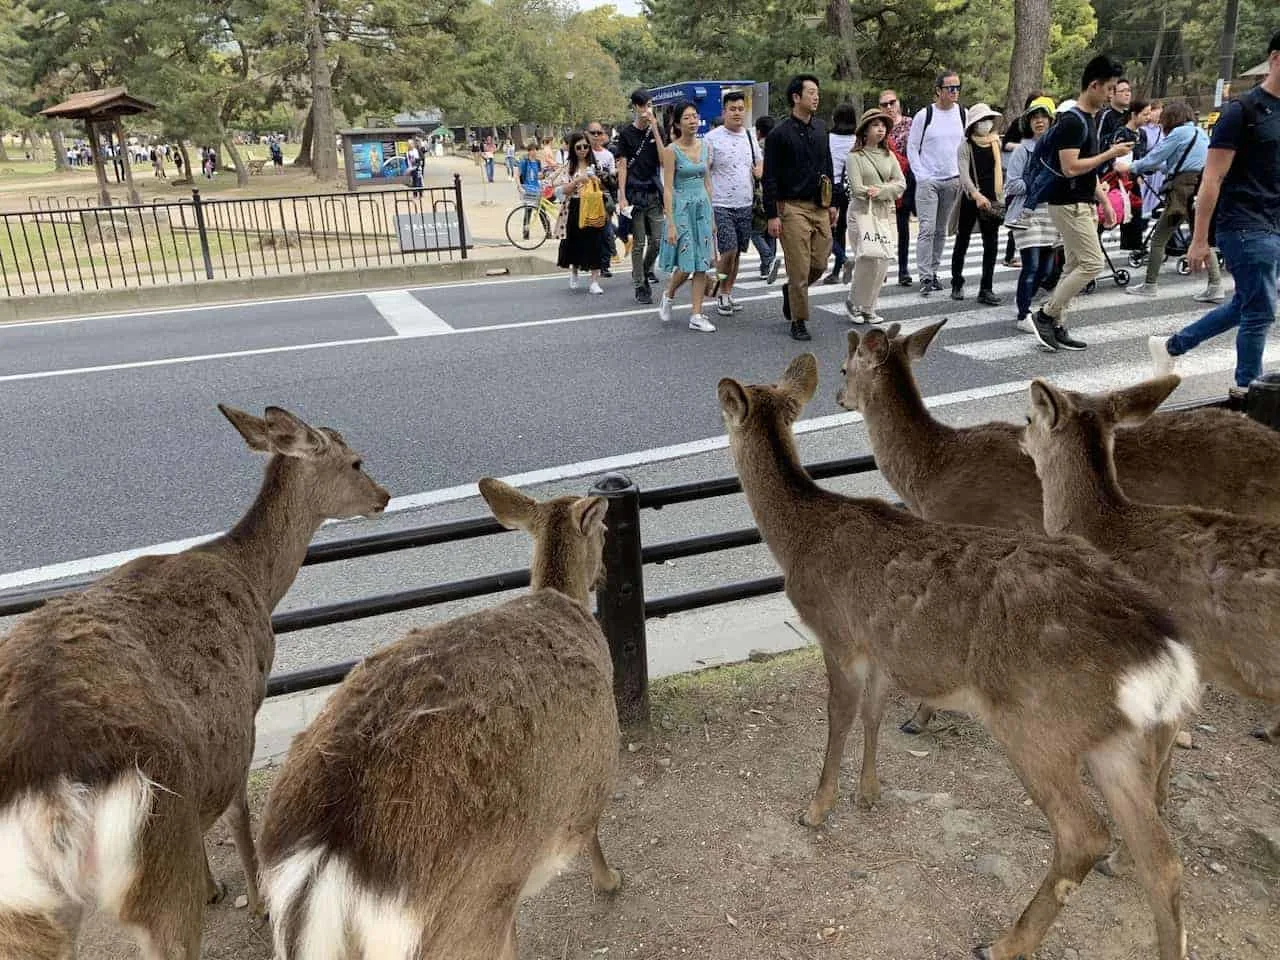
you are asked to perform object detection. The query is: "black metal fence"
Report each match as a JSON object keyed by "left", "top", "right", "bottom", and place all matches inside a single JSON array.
[
  {"left": 0, "top": 177, "right": 468, "bottom": 296},
  {"left": 0, "top": 382, "right": 1275, "bottom": 726}
]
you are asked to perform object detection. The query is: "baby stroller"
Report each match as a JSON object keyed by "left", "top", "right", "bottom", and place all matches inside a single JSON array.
[
  {"left": 1126, "top": 182, "right": 1225, "bottom": 276},
  {"left": 1084, "top": 177, "right": 1132, "bottom": 293}
]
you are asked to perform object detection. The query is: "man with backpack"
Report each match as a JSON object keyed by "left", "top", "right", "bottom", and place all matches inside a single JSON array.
[
  {"left": 1025, "top": 56, "right": 1133, "bottom": 352},
  {"left": 907, "top": 71, "right": 967, "bottom": 295},
  {"left": 1150, "top": 31, "right": 1280, "bottom": 396}
]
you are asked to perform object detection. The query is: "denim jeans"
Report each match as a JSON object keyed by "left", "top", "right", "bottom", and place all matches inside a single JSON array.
[
  {"left": 1016, "top": 246, "right": 1057, "bottom": 318},
  {"left": 751, "top": 230, "right": 776, "bottom": 267},
  {"left": 1167, "top": 228, "right": 1280, "bottom": 388}
]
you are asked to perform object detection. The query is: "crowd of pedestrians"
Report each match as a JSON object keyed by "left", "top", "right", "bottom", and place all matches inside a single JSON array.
[{"left": 519, "top": 32, "right": 1276, "bottom": 389}]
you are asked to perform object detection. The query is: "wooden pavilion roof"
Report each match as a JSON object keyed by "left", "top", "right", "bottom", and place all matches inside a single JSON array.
[{"left": 39, "top": 87, "right": 156, "bottom": 121}]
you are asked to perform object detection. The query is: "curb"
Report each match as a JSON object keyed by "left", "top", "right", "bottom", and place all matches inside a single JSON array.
[{"left": 0, "top": 255, "right": 560, "bottom": 324}]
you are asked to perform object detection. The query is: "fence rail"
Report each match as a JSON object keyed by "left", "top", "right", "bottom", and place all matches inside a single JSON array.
[
  {"left": 1, "top": 385, "right": 1275, "bottom": 725},
  {"left": 0, "top": 178, "right": 468, "bottom": 297}
]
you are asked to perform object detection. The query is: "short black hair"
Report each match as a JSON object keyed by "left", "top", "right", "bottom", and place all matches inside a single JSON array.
[
  {"left": 755, "top": 115, "right": 776, "bottom": 138},
  {"left": 1081, "top": 55, "right": 1125, "bottom": 91},
  {"left": 786, "top": 74, "right": 820, "bottom": 107},
  {"left": 629, "top": 88, "right": 651, "bottom": 107},
  {"left": 671, "top": 100, "right": 699, "bottom": 125},
  {"left": 831, "top": 102, "right": 857, "bottom": 135},
  {"left": 936, "top": 69, "right": 959, "bottom": 87},
  {"left": 722, "top": 90, "right": 747, "bottom": 106},
  {"left": 1115, "top": 77, "right": 1131, "bottom": 89},
  {"left": 1270, "top": 30, "right": 1280, "bottom": 54}
]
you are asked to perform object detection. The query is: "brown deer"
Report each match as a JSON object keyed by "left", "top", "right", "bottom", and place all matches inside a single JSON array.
[
  {"left": 258, "top": 478, "right": 622, "bottom": 960},
  {"left": 1022, "top": 374, "right": 1280, "bottom": 753},
  {"left": 720, "top": 354, "right": 1198, "bottom": 960},
  {"left": 0, "top": 406, "right": 389, "bottom": 960},
  {"left": 838, "top": 320, "right": 1280, "bottom": 735}
]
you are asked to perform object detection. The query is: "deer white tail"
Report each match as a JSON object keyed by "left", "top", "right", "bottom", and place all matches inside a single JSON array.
[
  {"left": 0, "top": 770, "right": 154, "bottom": 921},
  {"left": 264, "top": 846, "right": 420, "bottom": 960},
  {"left": 1116, "top": 638, "right": 1200, "bottom": 731}
]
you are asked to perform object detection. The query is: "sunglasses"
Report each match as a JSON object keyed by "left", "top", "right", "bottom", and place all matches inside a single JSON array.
[
  {"left": 879, "top": 98, "right": 898, "bottom": 108},
  {"left": 574, "top": 144, "right": 591, "bottom": 150},
  {"left": 588, "top": 131, "right": 606, "bottom": 136},
  {"left": 940, "top": 84, "right": 962, "bottom": 93}
]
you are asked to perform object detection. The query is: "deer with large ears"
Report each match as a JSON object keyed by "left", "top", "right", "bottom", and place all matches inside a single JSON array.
[
  {"left": 721, "top": 354, "right": 1198, "bottom": 960},
  {"left": 1023, "top": 374, "right": 1280, "bottom": 750},
  {"left": 0, "top": 405, "right": 389, "bottom": 960},
  {"left": 258, "top": 478, "right": 622, "bottom": 960},
  {"left": 838, "top": 320, "right": 1280, "bottom": 735}
]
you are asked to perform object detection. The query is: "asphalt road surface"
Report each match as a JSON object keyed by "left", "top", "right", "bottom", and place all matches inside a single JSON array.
[{"left": 1, "top": 237, "right": 1274, "bottom": 675}]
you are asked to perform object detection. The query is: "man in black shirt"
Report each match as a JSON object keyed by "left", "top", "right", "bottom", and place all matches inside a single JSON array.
[
  {"left": 1097, "top": 77, "right": 1131, "bottom": 147},
  {"left": 617, "top": 89, "right": 667, "bottom": 304},
  {"left": 763, "top": 74, "right": 838, "bottom": 341},
  {"left": 1028, "top": 56, "right": 1133, "bottom": 353}
]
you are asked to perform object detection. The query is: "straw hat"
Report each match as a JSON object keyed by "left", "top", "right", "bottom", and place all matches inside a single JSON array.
[
  {"left": 964, "top": 102, "right": 1002, "bottom": 133},
  {"left": 854, "top": 108, "right": 892, "bottom": 137}
]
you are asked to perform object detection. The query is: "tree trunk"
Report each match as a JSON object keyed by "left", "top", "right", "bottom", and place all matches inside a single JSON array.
[
  {"left": 177, "top": 141, "right": 195, "bottom": 183},
  {"left": 304, "top": 0, "right": 338, "bottom": 182},
  {"left": 1005, "top": 0, "right": 1052, "bottom": 118},
  {"left": 50, "top": 127, "right": 68, "bottom": 171},
  {"left": 0, "top": 137, "right": 9, "bottom": 162},
  {"left": 222, "top": 135, "right": 250, "bottom": 187},
  {"left": 294, "top": 105, "right": 314, "bottom": 167},
  {"left": 825, "top": 0, "right": 864, "bottom": 115},
  {"left": 1218, "top": 0, "right": 1240, "bottom": 82},
  {"left": 1144, "top": 7, "right": 1168, "bottom": 99}
]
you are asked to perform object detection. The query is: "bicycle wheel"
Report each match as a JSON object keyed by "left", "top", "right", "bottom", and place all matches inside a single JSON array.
[{"left": 506, "top": 206, "right": 551, "bottom": 250}]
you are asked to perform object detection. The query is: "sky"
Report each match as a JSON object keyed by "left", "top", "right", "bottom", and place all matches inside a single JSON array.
[{"left": 576, "top": 0, "right": 644, "bottom": 15}]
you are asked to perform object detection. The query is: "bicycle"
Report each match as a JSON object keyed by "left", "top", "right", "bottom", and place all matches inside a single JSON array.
[{"left": 505, "top": 189, "right": 559, "bottom": 250}]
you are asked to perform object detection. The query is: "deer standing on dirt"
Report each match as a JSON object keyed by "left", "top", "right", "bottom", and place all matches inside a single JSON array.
[
  {"left": 258, "top": 478, "right": 622, "bottom": 960},
  {"left": 838, "top": 320, "right": 1280, "bottom": 735},
  {"left": 0, "top": 406, "right": 389, "bottom": 960},
  {"left": 721, "top": 354, "right": 1198, "bottom": 960},
  {"left": 1021, "top": 374, "right": 1280, "bottom": 754}
]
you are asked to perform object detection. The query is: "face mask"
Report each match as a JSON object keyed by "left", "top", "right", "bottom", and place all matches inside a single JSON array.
[{"left": 974, "top": 120, "right": 994, "bottom": 136}]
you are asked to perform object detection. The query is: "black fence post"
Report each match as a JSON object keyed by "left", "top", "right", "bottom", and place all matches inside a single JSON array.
[
  {"left": 1244, "top": 372, "right": 1280, "bottom": 431},
  {"left": 590, "top": 472, "right": 648, "bottom": 725},
  {"left": 453, "top": 172, "right": 468, "bottom": 259},
  {"left": 191, "top": 189, "right": 215, "bottom": 280}
]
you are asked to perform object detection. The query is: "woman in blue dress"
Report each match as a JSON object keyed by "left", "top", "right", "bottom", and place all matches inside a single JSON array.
[{"left": 657, "top": 102, "right": 717, "bottom": 332}]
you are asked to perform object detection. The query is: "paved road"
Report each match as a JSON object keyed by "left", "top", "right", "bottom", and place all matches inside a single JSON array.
[{"left": 1, "top": 235, "right": 1275, "bottom": 650}]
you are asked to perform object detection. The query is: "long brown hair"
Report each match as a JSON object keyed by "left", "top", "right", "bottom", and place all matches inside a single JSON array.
[
  {"left": 1160, "top": 100, "right": 1195, "bottom": 134},
  {"left": 565, "top": 130, "right": 592, "bottom": 175},
  {"left": 855, "top": 117, "right": 889, "bottom": 151}
]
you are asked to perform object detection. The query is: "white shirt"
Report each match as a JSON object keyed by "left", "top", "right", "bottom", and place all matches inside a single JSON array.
[
  {"left": 704, "top": 125, "right": 756, "bottom": 209},
  {"left": 829, "top": 132, "right": 855, "bottom": 184},
  {"left": 592, "top": 148, "right": 616, "bottom": 174},
  {"left": 907, "top": 103, "right": 965, "bottom": 181}
]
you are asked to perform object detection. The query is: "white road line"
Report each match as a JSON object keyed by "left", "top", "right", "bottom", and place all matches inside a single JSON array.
[
  {"left": 946, "top": 312, "right": 1208, "bottom": 360},
  {"left": 367, "top": 290, "right": 454, "bottom": 337}
]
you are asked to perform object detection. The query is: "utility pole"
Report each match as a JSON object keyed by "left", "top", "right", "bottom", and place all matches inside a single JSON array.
[{"left": 1216, "top": 0, "right": 1240, "bottom": 107}]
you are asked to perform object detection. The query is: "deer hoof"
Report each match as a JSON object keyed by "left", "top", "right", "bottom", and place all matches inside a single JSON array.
[
  {"left": 972, "top": 945, "right": 994, "bottom": 960},
  {"left": 1093, "top": 853, "right": 1129, "bottom": 878},
  {"left": 798, "top": 806, "right": 829, "bottom": 829},
  {"left": 206, "top": 880, "right": 229, "bottom": 905},
  {"left": 594, "top": 868, "right": 623, "bottom": 896},
  {"left": 900, "top": 718, "right": 925, "bottom": 735},
  {"left": 1250, "top": 726, "right": 1277, "bottom": 743}
]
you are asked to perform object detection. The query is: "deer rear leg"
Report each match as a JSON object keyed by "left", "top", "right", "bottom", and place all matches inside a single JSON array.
[
  {"left": 801, "top": 646, "right": 865, "bottom": 827},
  {"left": 588, "top": 828, "right": 622, "bottom": 895},
  {"left": 0, "top": 911, "right": 78, "bottom": 960},
  {"left": 224, "top": 781, "right": 262, "bottom": 916},
  {"left": 1252, "top": 708, "right": 1280, "bottom": 743},
  {"left": 1089, "top": 730, "right": 1187, "bottom": 960},
  {"left": 975, "top": 748, "right": 1111, "bottom": 960},
  {"left": 900, "top": 702, "right": 935, "bottom": 735},
  {"left": 856, "top": 662, "right": 889, "bottom": 807},
  {"left": 202, "top": 850, "right": 227, "bottom": 905},
  {"left": 1098, "top": 722, "right": 1178, "bottom": 878},
  {"left": 122, "top": 816, "right": 206, "bottom": 960}
]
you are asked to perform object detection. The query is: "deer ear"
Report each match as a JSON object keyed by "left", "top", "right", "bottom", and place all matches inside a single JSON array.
[
  {"left": 846, "top": 329, "right": 861, "bottom": 357},
  {"left": 718, "top": 378, "right": 750, "bottom": 425},
  {"left": 263, "top": 407, "right": 330, "bottom": 459},
  {"left": 479, "top": 477, "right": 539, "bottom": 531},
  {"left": 1107, "top": 375, "right": 1180, "bottom": 426},
  {"left": 571, "top": 496, "right": 608, "bottom": 537},
  {"left": 1028, "top": 380, "right": 1064, "bottom": 429},
  {"left": 883, "top": 322, "right": 902, "bottom": 341},
  {"left": 903, "top": 318, "right": 947, "bottom": 361},
  {"left": 780, "top": 353, "right": 819, "bottom": 404},
  {"left": 219, "top": 404, "right": 272, "bottom": 452}
]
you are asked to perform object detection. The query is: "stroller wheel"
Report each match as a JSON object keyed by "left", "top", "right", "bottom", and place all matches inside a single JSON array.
[
  {"left": 1128, "top": 251, "right": 1145, "bottom": 267},
  {"left": 1084, "top": 279, "right": 1097, "bottom": 295},
  {"left": 1177, "top": 257, "right": 1191, "bottom": 276},
  {"left": 1114, "top": 268, "right": 1131, "bottom": 287}
]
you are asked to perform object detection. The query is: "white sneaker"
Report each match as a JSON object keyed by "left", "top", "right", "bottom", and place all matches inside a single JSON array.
[
  {"left": 1193, "top": 286, "right": 1224, "bottom": 304},
  {"left": 688, "top": 313, "right": 716, "bottom": 333},
  {"left": 1015, "top": 314, "right": 1036, "bottom": 334},
  {"left": 845, "top": 297, "right": 864, "bottom": 323},
  {"left": 658, "top": 293, "right": 673, "bottom": 323},
  {"left": 862, "top": 310, "right": 885, "bottom": 325},
  {"left": 716, "top": 295, "right": 734, "bottom": 317},
  {"left": 729, "top": 296, "right": 743, "bottom": 313},
  {"left": 1126, "top": 283, "right": 1158, "bottom": 298},
  {"left": 588, "top": 281, "right": 604, "bottom": 295},
  {"left": 1148, "top": 335, "right": 1176, "bottom": 376},
  {"left": 569, "top": 270, "right": 579, "bottom": 291}
]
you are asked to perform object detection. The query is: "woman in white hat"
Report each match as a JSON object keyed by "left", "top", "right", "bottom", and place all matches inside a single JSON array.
[
  {"left": 948, "top": 102, "right": 1005, "bottom": 305},
  {"left": 1004, "top": 96, "right": 1062, "bottom": 332},
  {"left": 843, "top": 108, "right": 907, "bottom": 324}
]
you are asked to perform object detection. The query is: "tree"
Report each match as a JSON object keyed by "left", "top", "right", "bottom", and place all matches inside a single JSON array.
[
  {"left": 1006, "top": 0, "right": 1052, "bottom": 116},
  {"left": 304, "top": 0, "right": 338, "bottom": 180}
]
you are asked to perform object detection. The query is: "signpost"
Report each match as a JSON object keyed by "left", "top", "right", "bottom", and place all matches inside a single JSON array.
[{"left": 340, "top": 127, "right": 424, "bottom": 192}]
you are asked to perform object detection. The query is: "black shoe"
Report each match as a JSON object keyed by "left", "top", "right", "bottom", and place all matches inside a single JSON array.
[
  {"left": 822, "top": 269, "right": 841, "bottom": 285},
  {"left": 930, "top": 277, "right": 944, "bottom": 292},
  {"left": 1053, "top": 325, "right": 1087, "bottom": 351},
  {"left": 977, "top": 289, "right": 1002, "bottom": 306},
  {"left": 950, "top": 282, "right": 965, "bottom": 301},
  {"left": 790, "top": 320, "right": 811, "bottom": 341},
  {"left": 1029, "top": 310, "right": 1060, "bottom": 352},
  {"left": 781, "top": 283, "right": 792, "bottom": 321},
  {"left": 635, "top": 284, "right": 653, "bottom": 305},
  {"left": 645, "top": 270, "right": 659, "bottom": 285},
  {"left": 898, "top": 274, "right": 913, "bottom": 286},
  {"left": 920, "top": 277, "right": 934, "bottom": 297},
  {"left": 600, "top": 267, "right": 613, "bottom": 279}
]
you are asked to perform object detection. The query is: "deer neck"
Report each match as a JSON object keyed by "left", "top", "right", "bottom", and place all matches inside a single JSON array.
[
  {"left": 732, "top": 414, "right": 826, "bottom": 568},
  {"left": 530, "top": 551, "right": 591, "bottom": 608},
  {"left": 864, "top": 371, "right": 951, "bottom": 500},
  {"left": 215, "top": 459, "right": 322, "bottom": 610},
  {"left": 1038, "top": 431, "right": 1132, "bottom": 539}
]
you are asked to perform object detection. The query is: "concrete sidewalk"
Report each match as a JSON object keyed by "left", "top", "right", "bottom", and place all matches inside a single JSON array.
[{"left": 253, "top": 593, "right": 815, "bottom": 767}]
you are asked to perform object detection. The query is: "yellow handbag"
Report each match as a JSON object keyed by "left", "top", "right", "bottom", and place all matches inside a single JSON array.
[{"left": 578, "top": 177, "right": 607, "bottom": 229}]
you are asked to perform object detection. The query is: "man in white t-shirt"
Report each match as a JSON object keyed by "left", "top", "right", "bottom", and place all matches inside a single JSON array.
[
  {"left": 704, "top": 90, "right": 764, "bottom": 317},
  {"left": 907, "top": 71, "right": 967, "bottom": 293},
  {"left": 587, "top": 122, "right": 619, "bottom": 276}
]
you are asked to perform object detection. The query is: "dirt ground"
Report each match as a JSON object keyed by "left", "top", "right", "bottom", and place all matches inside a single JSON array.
[{"left": 81, "top": 649, "right": 1279, "bottom": 959}]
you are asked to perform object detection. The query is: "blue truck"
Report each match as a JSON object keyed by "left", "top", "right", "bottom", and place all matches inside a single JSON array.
[{"left": 647, "top": 81, "right": 771, "bottom": 136}]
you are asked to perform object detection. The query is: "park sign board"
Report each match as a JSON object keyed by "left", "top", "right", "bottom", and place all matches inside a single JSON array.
[
  {"left": 339, "top": 127, "right": 423, "bottom": 191},
  {"left": 395, "top": 209, "right": 462, "bottom": 253}
]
